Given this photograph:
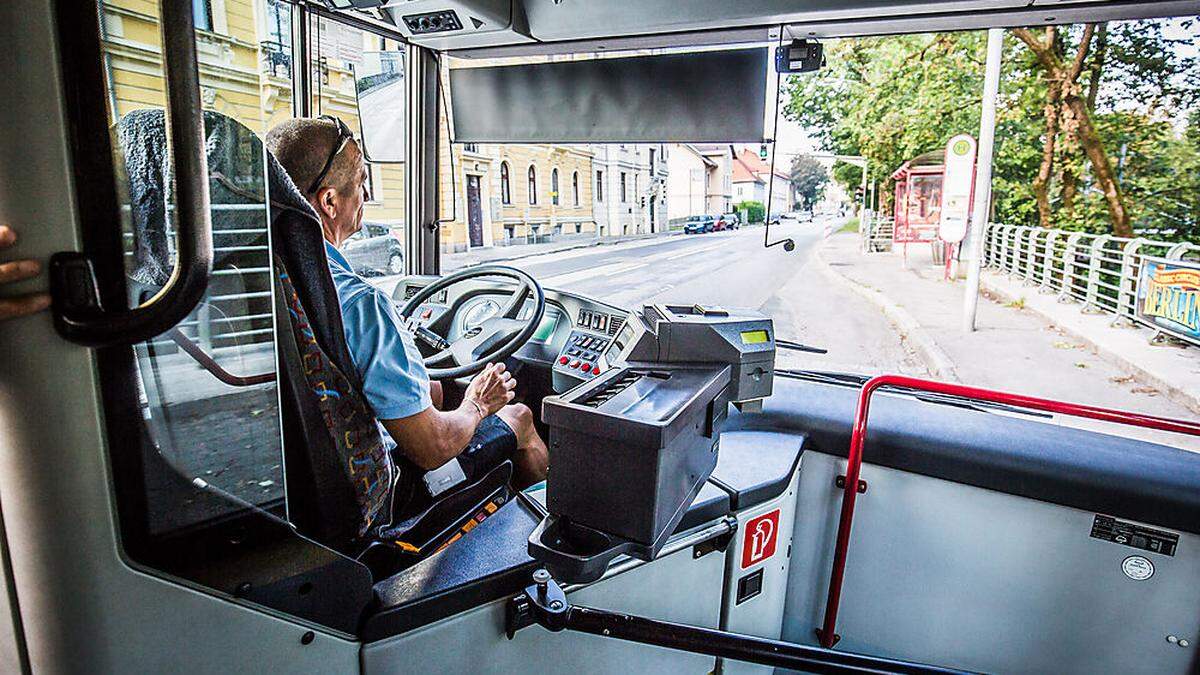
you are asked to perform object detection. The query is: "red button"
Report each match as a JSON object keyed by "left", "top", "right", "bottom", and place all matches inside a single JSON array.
[
  {"left": 559, "top": 356, "right": 569, "bottom": 365},
  {"left": 570, "top": 360, "right": 581, "bottom": 369},
  {"left": 420, "top": 308, "right": 432, "bottom": 319},
  {"left": 591, "top": 366, "right": 602, "bottom": 376}
]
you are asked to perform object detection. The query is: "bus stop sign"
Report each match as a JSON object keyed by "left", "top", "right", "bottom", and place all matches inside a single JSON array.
[{"left": 939, "top": 133, "right": 976, "bottom": 244}]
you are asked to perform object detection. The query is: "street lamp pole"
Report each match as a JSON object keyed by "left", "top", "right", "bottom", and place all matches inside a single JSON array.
[{"left": 963, "top": 28, "right": 1004, "bottom": 332}]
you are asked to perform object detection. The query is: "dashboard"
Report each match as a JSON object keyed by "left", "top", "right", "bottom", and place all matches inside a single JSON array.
[{"left": 395, "top": 276, "right": 637, "bottom": 391}]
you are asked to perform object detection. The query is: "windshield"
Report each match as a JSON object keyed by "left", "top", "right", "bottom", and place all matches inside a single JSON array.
[{"left": 354, "top": 23, "right": 1200, "bottom": 449}]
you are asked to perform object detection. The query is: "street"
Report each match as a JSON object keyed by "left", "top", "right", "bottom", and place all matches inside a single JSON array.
[{"left": 376, "top": 217, "right": 926, "bottom": 377}]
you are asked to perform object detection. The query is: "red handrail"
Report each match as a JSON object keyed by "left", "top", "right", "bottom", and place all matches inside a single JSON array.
[{"left": 817, "top": 373, "right": 1200, "bottom": 649}]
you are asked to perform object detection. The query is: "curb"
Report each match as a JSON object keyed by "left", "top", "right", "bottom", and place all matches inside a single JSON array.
[
  {"left": 813, "top": 243, "right": 960, "bottom": 382},
  {"left": 450, "top": 231, "right": 685, "bottom": 268},
  {"left": 980, "top": 275, "right": 1200, "bottom": 416}
]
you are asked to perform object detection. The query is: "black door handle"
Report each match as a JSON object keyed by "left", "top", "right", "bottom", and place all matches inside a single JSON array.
[{"left": 50, "top": 0, "right": 212, "bottom": 348}]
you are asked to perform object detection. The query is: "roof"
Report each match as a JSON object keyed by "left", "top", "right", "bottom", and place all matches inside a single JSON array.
[
  {"left": 891, "top": 149, "right": 945, "bottom": 179},
  {"left": 677, "top": 143, "right": 718, "bottom": 168},
  {"left": 734, "top": 148, "right": 789, "bottom": 184}
]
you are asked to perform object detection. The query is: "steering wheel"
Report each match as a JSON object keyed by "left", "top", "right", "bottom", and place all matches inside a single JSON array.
[{"left": 399, "top": 265, "right": 546, "bottom": 380}]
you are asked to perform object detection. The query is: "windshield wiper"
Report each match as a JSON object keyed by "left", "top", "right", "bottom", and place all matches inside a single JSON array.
[
  {"left": 774, "top": 369, "right": 1051, "bottom": 419},
  {"left": 775, "top": 368, "right": 869, "bottom": 387},
  {"left": 776, "top": 338, "right": 828, "bottom": 354}
]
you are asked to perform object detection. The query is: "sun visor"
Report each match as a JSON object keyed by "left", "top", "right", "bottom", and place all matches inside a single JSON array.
[{"left": 449, "top": 48, "right": 768, "bottom": 143}]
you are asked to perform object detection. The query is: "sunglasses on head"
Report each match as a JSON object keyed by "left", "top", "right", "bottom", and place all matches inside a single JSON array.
[{"left": 306, "top": 115, "right": 355, "bottom": 194}]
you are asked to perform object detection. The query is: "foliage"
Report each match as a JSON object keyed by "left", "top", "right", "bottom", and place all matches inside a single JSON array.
[
  {"left": 736, "top": 200, "right": 765, "bottom": 225},
  {"left": 841, "top": 217, "right": 860, "bottom": 233},
  {"left": 786, "top": 19, "right": 1200, "bottom": 242},
  {"left": 789, "top": 155, "right": 829, "bottom": 210}
]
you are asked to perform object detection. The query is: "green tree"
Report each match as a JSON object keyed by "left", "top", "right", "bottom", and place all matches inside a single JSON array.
[
  {"left": 736, "top": 200, "right": 765, "bottom": 225},
  {"left": 786, "top": 19, "right": 1200, "bottom": 241},
  {"left": 789, "top": 155, "right": 829, "bottom": 210}
]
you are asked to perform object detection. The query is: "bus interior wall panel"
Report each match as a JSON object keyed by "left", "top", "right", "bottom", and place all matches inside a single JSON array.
[
  {"left": 726, "top": 378, "right": 1200, "bottom": 537},
  {"left": 363, "top": 542, "right": 726, "bottom": 673},
  {"left": 785, "top": 452, "right": 1200, "bottom": 674}
]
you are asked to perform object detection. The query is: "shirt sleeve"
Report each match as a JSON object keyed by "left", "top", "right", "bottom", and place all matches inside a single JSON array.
[{"left": 337, "top": 286, "right": 433, "bottom": 420}]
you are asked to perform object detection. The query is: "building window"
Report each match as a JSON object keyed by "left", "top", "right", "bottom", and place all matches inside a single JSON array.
[
  {"left": 572, "top": 171, "right": 580, "bottom": 206},
  {"left": 620, "top": 172, "right": 627, "bottom": 202},
  {"left": 596, "top": 170, "right": 603, "bottom": 202},
  {"left": 464, "top": 143, "right": 479, "bottom": 153},
  {"left": 500, "top": 162, "right": 511, "bottom": 204},
  {"left": 528, "top": 165, "right": 538, "bottom": 205},
  {"left": 649, "top": 148, "right": 656, "bottom": 174},
  {"left": 551, "top": 168, "right": 560, "bottom": 206},
  {"left": 193, "top": 0, "right": 214, "bottom": 31},
  {"left": 634, "top": 174, "right": 639, "bottom": 199}
]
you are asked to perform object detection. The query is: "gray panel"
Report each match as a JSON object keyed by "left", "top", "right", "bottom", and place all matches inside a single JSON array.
[
  {"left": 449, "top": 49, "right": 768, "bottom": 143},
  {"left": 0, "top": 2, "right": 360, "bottom": 672},
  {"left": 719, "top": 460, "right": 801, "bottom": 675},
  {"left": 783, "top": 452, "right": 1200, "bottom": 674},
  {"left": 364, "top": 545, "right": 727, "bottom": 674}
]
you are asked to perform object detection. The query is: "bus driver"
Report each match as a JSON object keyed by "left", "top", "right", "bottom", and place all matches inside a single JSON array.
[{"left": 266, "top": 117, "right": 549, "bottom": 496}]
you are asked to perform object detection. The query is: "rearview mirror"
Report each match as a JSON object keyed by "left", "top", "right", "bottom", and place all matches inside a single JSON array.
[{"left": 353, "top": 50, "right": 406, "bottom": 162}]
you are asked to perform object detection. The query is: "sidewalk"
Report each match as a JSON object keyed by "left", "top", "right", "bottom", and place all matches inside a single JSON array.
[
  {"left": 442, "top": 229, "right": 683, "bottom": 269},
  {"left": 817, "top": 231, "right": 1200, "bottom": 449}
]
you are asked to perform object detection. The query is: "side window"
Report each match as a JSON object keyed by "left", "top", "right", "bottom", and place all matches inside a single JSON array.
[{"left": 84, "top": 0, "right": 387, "bottom": 628}]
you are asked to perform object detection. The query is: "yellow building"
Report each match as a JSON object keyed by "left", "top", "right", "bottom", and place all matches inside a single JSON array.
[
  {"left": 100, "top": 0, "right": 405, "bottom": 228},
  {"left": 439, "top": 142, "right": 596, "bottom": 253},
  {"left": 99, "top": 0, "right": 593, "bottom": 252}
]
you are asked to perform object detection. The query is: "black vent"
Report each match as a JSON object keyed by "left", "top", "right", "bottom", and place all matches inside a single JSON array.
[
  {"left": 607, "top": 318, "right": 623, "bottom": 336},
  {"left": 580, "top": 371, "right": 642, "bottom": 408}
]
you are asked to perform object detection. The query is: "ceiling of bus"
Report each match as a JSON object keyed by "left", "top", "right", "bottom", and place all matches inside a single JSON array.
[{"left": 376, "top": 0, "right": 1200, "bottom": 55}]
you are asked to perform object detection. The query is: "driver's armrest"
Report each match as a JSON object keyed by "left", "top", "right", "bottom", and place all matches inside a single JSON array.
[{"left": 363, "top": 461, "right": 514, "bottom": 577}]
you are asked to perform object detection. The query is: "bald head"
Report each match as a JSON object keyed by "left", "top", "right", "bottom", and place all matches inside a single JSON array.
[
  {"left": 267, "top": 116, "right": 370, "bottom": 246},
  {"left": 266, "top": 117, "right": 363, "bottom": 197}
]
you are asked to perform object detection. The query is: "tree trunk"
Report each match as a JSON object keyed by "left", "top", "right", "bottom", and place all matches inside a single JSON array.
[
  {"left": 1033, "top": 80, "right": 1061, "bottom": 228},
  {"left": 1013, "top": 24, "right": 1129, "bottom": 235},
  {"left": 1064, "top": 94, "right": 1131, "bottom": 237}
]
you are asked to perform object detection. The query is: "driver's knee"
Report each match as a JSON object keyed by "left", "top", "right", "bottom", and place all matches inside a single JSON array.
[{"left": 499, "top": 402, "right": 535, "bottom": 440}]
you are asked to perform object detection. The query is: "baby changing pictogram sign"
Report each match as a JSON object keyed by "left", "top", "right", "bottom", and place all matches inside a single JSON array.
[{"left": 741, "top": 509, "right": 780, "bottom": 569}]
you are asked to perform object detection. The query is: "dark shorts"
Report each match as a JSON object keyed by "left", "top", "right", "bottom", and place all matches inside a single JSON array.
[{"left": 457, "top": 414, "right": 518, "bottom": 482}]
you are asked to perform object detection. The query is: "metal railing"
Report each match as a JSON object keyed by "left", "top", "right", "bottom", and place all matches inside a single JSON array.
[
  {"left": 860, "top": 211, "right": 894, "bottom": 253},
  {"left": 982, "top": 223, "right": 1200, "bottom": 324}
]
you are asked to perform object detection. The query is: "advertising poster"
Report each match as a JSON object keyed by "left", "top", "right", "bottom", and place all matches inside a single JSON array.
[{"left": 1135, "top": 256, "right": 1200, "bottom": 345}]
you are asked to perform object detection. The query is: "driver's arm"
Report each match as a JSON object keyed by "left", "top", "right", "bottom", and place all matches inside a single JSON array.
[{"left": 381, "top": 363, "right": 514, "bottom": 470}]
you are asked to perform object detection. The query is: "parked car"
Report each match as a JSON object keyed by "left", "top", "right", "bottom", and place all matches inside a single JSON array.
[
  {"left": 797, "top": 210, "right": 814, "bottom": 223},
  {"left": 343, "top": 222, "right": 404, "bottom": 276},
  {"left": 717, "top": 213, "right": 740, "bottom": 231},
  {"left": 683, "top": 215, "right": 716, "bottom": 234}
]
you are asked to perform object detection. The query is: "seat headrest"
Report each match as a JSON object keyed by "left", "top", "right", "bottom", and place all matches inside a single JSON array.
[{"left": 114, "top": 108, "right": 321, "bottom": 289}]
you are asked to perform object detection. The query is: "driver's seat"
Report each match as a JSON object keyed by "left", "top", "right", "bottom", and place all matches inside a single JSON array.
[{"left": 259, "top": 124, "right": 513, "bottom": 568}]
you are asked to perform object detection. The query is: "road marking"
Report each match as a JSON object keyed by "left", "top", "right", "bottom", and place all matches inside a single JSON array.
[{"left": 542, "top": 260, "right": 645, "bottom": 287}]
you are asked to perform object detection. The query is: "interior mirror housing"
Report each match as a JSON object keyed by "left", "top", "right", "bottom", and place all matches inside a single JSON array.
[{"left": 775, "top": 39, "right": 824, "bottom": 73}]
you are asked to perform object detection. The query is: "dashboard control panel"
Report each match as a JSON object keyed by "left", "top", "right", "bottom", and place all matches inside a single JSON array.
[{"left": 554, "top": 309, "right": 627, "bottom": 382}]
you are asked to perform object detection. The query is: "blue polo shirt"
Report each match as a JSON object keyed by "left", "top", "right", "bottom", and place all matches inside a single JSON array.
[{"left": 325, "top": 240, "right": 432, "bottom": 421}]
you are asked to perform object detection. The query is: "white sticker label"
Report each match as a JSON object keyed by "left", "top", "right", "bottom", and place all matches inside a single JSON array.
[{"left": 1121, "top": 555, "right": 1155, "bottom": 581}]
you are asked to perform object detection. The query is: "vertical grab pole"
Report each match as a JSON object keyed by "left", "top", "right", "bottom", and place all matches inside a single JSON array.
[
  {"left": 816, "top": 376, "right": 882, "bottom": 648},
  {"left": 817, "top": 374, "right": 1200, "bottom": 649}
]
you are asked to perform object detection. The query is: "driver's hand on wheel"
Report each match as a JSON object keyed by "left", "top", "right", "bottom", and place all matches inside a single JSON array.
[{"left": 463, "top": 362, "right": 516, "bottom": 419}]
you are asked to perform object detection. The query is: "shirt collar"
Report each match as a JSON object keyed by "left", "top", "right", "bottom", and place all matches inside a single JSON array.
[{"left": 324, "top": 239, "right": 352, "bottom": 272}]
